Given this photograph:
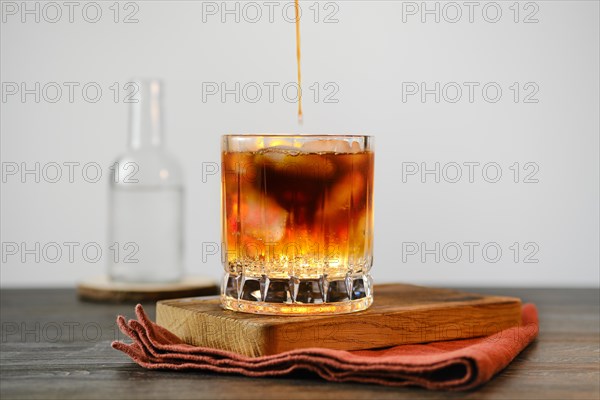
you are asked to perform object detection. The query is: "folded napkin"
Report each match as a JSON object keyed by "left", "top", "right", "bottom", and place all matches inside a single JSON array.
[{"left": 112, "top": 303, "right": 538, "bottom": 391}]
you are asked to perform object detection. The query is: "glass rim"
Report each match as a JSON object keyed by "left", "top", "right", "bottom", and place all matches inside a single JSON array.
[{"left": 222, "top": 134, "right": 373, "bottom": 139}]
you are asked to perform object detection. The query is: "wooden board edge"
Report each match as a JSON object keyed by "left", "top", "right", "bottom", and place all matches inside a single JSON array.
[
  {"left": 265, "top": 299, "right": 523, "bottom": 355},
  {"left": 157, "top": 301, "right": 273, "bottom": 357}
]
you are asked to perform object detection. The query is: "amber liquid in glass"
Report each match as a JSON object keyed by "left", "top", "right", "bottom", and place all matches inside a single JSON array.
[{"left": 222, "top": 143, "right": 374, "bottom": 314}]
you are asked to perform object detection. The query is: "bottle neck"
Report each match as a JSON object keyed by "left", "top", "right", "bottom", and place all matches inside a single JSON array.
[{"left": 129, "top": 79, "right": 164, "bottom": 150}]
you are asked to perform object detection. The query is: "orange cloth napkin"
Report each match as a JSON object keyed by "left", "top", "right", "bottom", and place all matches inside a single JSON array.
[{"left": 112, "top": 304, "right": 538, "bottom": 391}]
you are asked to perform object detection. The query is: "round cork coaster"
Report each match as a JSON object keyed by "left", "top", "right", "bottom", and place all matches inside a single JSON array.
[{"left": 77, "top": 275, "right": 219, "bottom": 303}]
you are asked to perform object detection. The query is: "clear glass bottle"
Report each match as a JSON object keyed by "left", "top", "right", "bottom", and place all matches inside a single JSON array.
[{"left": 108, "top": 79, "right": 184, "bottom": 283}]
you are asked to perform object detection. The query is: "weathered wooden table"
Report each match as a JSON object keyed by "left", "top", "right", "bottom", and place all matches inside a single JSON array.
[{"left": 1, "top": 288, "right": 598, "bottom": 399}]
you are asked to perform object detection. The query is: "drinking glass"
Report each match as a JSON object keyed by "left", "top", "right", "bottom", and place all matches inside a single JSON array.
[{"left": 221, "top": 135, "right": 374, "bottom": 315}]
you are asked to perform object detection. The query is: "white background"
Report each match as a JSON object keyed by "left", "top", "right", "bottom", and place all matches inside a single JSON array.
[{"left": 1, "top": 1, "right": 598, "bottom": 287}]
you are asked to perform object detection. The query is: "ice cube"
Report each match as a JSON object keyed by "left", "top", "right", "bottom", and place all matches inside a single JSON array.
[
  {"left": 301, "top": 139, "right": 356, "bottom": 154},
  {"left": 239, "top": 188, "right": 288, "bottom": 243},
  {"left": 350, "top": 141, "right": 362, "bottom": 153},
  {"left": 256, "top": 146, "right": 301, "bottom": 163}
]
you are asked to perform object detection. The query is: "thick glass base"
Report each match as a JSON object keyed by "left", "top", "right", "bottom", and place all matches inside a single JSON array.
[
  {"left": 220, "top": 273, "right": 373, "bottom": 315},
  {"left": 221, "top": 295, "right": 372, "bottom": 315}
]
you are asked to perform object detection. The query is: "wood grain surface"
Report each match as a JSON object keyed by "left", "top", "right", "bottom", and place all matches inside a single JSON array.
[
  {"left": 1, "top": 288, "right": 598, "bottom": 399},
  {"left": 156, "top": 284, "right": 522, "bottom": 356}
]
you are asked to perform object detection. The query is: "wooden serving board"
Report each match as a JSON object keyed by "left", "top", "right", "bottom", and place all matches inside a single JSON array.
[{"left": 156, "top": 283, "right": 522, "bottom": 357}]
